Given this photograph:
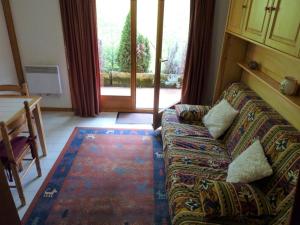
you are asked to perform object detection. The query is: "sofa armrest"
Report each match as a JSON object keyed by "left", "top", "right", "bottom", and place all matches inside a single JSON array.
[
  {"left": 198, "top": 179, "right": 274, "bottom": 218},
  {"left": 175, "top": 104, "right": 211, "bottom": 122}
]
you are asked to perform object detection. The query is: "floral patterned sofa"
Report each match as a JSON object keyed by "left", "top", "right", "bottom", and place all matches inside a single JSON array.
[{"left": 161, "top": 83, "right": 300, "bottom": 225}]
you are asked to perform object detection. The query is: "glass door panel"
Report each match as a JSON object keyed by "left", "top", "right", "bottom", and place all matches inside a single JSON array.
[
  {"left": 135, "top": 0, "right": 158, "bottom": 109},
  {"left": 159, "top": 0, "right": 190, "bottom": 109},
  {"left": 97, "top": 0, "right": 131, "bottom": 96},
  {"left": 153, "top": 0, "right": 190, "bottom": 128},
  {"left": 97, "top": 0, "right": 136, "bottom": 111}
]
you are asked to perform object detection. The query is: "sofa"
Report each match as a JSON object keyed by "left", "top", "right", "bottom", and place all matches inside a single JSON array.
[{"left": 161, "top": 82, "right": 300, "bottom": 225}]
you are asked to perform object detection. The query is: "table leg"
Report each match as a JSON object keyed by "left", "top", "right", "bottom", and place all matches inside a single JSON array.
[{"left": 32, "top": 103, "right": 47, "bottom": 156}]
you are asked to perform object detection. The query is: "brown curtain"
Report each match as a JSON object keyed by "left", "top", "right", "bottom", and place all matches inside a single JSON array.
[
  {"left": 60, "top": 0, "right": 100, "bottom": 117},
  {"left": 181, "top": 0, "right": 215, "bottom": 104}
]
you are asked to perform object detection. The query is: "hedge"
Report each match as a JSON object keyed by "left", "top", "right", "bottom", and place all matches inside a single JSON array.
[{"left": 102, "top": 72, "right": 182, "bottom": 88}]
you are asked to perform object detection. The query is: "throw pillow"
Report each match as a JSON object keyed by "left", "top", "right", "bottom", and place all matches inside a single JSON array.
[
  {"left": 202, "top": 99, "right": 238, "bottom": 139},
  {"left": 175, "top": 104, "right": 211, "bottom": 122},
  {"left": 226, "top": 140, "right": 273, "bottom": 183}
]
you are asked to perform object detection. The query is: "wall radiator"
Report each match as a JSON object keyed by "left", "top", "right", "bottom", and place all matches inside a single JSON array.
[{"left": 24, "top": 65, "right": 62, "bottom": 95}]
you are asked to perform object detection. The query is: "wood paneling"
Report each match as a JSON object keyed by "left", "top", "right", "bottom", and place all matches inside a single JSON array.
[
  {"left": 246, "top": 44, "right": 300, "bottom": 83},
  {"left": 100, "top": 96, "right": 133, "bottom": 112},
  {"left": 213, "top": 34, "right": 248, "bottom": 101}
]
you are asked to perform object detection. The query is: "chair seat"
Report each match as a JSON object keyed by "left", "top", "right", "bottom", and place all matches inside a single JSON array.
[{"left": 0, "top": 136, "right": 31, "bottom": 162}]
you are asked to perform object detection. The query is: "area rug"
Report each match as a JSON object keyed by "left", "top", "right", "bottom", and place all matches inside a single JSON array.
[
  {"left": 22, "top": 128, "right": 170, "bottom": 225},
  {"left": 116, "top": 113, "right": 153, "bottom": 124}
]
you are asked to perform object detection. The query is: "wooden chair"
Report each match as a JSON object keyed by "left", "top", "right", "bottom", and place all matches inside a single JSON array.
[
  {"left": 0, "top": 83, "right": 29, "bottom": 96},
  {"left": 0, "top": 101, "right": 41, "bottom": 206}
]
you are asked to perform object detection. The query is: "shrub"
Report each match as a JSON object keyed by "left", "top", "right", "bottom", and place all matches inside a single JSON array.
[
  {"left": 117, "top": 12, "right": 151, "bottom": 73},
  {"left": 102, "top": 72, "right": 182, "bottom": 88}
]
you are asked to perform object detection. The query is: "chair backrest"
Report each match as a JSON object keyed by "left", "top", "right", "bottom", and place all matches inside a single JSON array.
[
  {"left": 0, "top": 101, "right": 34, "bottom": 162},
  {"left": 0, "top": 83, "right": 29, "bottom": 97}
]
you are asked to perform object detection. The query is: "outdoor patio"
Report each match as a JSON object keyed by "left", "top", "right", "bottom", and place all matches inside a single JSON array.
[{"left": 101, "top": 87, "right": 181, "bottom": 109}]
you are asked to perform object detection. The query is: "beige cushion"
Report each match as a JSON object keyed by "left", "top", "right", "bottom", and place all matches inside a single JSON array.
[
  {"left": 226, "top": 140, "right": 273, "bottom": 183},
  {"left": 202, "top": 99, "right": 238, "bottom": 139}
]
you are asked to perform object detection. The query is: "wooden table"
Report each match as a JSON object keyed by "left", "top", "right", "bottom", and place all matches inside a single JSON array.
[{"left": 0, "top": 96, "right": 48, "bottom": 156}]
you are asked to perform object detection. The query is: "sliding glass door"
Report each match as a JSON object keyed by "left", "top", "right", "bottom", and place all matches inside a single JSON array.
[
  {"left": 158, "top": 0, "right": 190, "bottom": 109},
  {"left": 96, "top": 0, "right": 189, "bottom": 113},
  {"left": 153, "top": 0, "right": 190, "bottom": 128}
]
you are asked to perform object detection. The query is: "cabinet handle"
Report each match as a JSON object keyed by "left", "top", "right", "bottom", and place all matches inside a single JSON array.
[
  {"left": 242, "top": 4, "right": 247, "bottom": 9},
  {"left": 271, "top": 7, "right": 277, "bottom": 11}
]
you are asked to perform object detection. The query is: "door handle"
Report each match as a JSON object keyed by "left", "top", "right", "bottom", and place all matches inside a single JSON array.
[
  {"left": 265, "top": 6, "right": 271, "bottom": 12},
  {"left": 270, "top": 6, "right": 277, "bottom": 11},
  {"left": 160, "top": 59, "right": 168, "bottom": 63}
]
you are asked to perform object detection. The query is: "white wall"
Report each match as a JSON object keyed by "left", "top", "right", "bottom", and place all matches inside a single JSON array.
[
  {"left": 0, "top": 5, "right": 18, "bottom": 84},
  {"left": 9, "top": 0, "right": 72, "bottom": 108},
  {"left": 202, "top": 0, "right": 229, "bottom": 104}
]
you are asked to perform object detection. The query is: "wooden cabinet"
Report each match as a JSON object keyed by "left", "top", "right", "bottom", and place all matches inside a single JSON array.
[
  {"left": 242, "top": 0, "right": 273, "bottom": 43},
  {"left": 265, "top": 0, "right": 300, "bottom": 57},
  {"left": 227, "top": 0, "right": 300, "bottom": 58},
  {"left": 227, "top": 0, "right": 248, "bottom": 34}
]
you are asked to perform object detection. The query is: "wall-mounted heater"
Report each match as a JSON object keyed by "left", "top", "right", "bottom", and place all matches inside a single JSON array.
[{"left": 24, "top": 65, "right": 62, "bottom": 95}]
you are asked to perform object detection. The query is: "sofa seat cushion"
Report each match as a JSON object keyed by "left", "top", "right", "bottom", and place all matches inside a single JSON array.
[
  {"left": 165, "top": 136, "right": 230, "bottom": 167},
  {"left": 162, "top": 109, "right": 214, "bottom": 155},
  {"left": 165, "top": 145, "right": 230, "bottom": 187},
  {"left": 164, "top": 135, "right": 231, "bottom": 197},
  {"left": 168, "top": 180, "right": 274, "bottom": 225},
  {"left": 166, "top": 159, "right": 228, "bottom": 193}
]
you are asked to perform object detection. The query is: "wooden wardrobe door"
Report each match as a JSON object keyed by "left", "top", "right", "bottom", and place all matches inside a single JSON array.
[
  {"left": 227, "top": 0, "right": 248, "bottom": 34},
  {"left": 243, "top": 0, "right": 273, "bottom": 43},
  {"left": 265, "top": 0, "right": 300, "bottom": 57}
]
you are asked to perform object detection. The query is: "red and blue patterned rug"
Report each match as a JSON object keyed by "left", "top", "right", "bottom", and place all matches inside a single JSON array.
[{"left": 22, "top": 128, "right": 170, "bottom": 225}]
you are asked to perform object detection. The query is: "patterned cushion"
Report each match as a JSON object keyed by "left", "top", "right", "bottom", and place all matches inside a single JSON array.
[
  {"left": 175, "top": 104, "right": 211, "bottom": 122},
  {"left": 165, "top": 141, "right": 230, "bottom": 192}
]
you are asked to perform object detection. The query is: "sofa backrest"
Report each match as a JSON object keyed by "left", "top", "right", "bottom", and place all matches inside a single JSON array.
[
  {"left": 221, "top": 83, "right": 300, "bottom": 218},
  {"left": 222, "top": 83, "right": 289, "bottom": 159}
]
